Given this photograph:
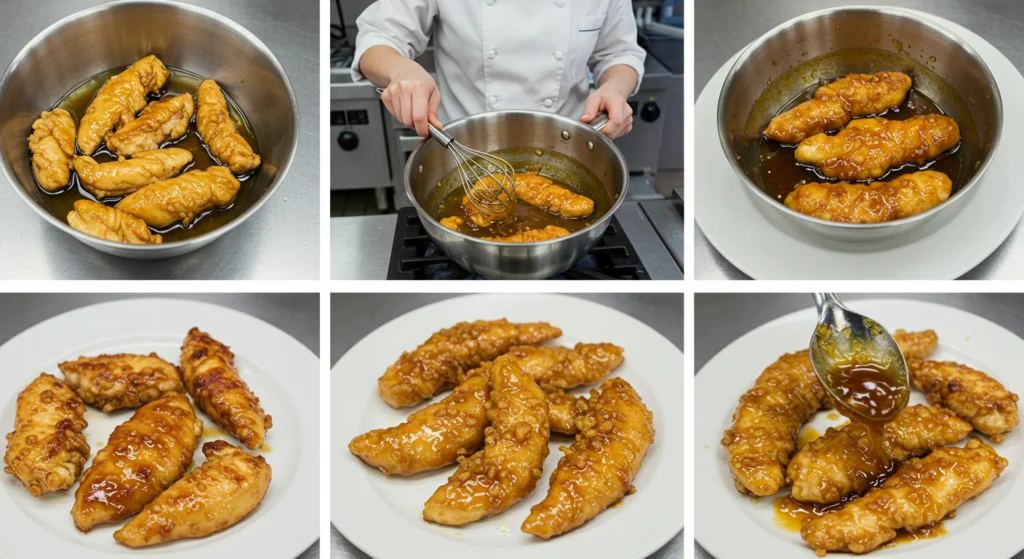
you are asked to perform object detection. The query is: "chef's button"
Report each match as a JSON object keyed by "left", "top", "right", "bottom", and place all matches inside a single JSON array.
[
  {"left": 553, "top": 51, "right": 564, "bottom": 61},
  {"left": 543, "top": 98, "right": 554, "bottom": 108},
  {"left": 489, "top": 95, "right": 498, "bottom": 106},
  {"left": 487, "top": 49, "right": 497, "bottom": 59}
]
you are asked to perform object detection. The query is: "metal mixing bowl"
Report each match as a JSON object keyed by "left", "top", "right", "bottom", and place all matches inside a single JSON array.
[
  {"left": 404, "top": 110, "right": 628, "bottom": 279},
  {"left": 0, "top": 0, "right": 298, "bottom": 258},
  {"left": 718, "top": 6, "right": 1002, "bottom": 242}
]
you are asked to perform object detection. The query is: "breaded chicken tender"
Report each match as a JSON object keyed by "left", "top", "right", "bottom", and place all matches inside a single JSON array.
[
  {"left": 482, "top": 225, "right": 571, "bottom": 243},
  {"left": 513, "top": 172, "right": 594, "bottom": 218},
  {"left": 783, "top": 170, "right": 952, "bottom": 224},
  {"left": 787, "top": 404, "right": 973, "bottom": 503},
  {"left": 78, "top": 55, "right": 170, "bottom": 155},
  {"left": 106, "top": 94, "right": 194, "bottom": 157},
  {"left": 439, "top": 215, "right": 464, "bottom": 231},
  {"left": 3, "top": 373, "right": 90, "bottom": 497},
  {"left": 795, "top": 115, "right": 960, "bottom": 181},
  {"left": 74, "top": 148, "right": 193, "bottom": 198},
  {"left": 765, "top": 72, "right": 912, "bottom": 144},
  {"left": 116, "top": 166, "right": 240, "bottom": 228},
  {"left": 59, "top": 352, "right": 185, "bottom": 413},
  {"left": 28, "top": 109, "right": 76, "bottom": 191},
  {"left": 909, "top": 360, "right": 1020, "bottom": 442},
  {"left": 459, "top": 343, "right": 625, "bottom": 391},
  {"left": 546, "top": 392, "right": 589, "bottom": 435},
  {"left": 801, "top": 437, "right": 1008, "bottom": 554},
  {"left": 196, "top": 79, "right": 260, "bottom": 174},
  {"left": 66, "top": 199, "right": 163, "bottom": 245}
]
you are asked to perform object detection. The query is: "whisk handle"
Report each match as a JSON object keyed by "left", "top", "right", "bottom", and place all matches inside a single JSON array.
[
  {"left": 375, "top": 87, "right": 453, "bottom": 146},
  {"left": 587, "top": 112, "right": 611, "bottom": 132}
]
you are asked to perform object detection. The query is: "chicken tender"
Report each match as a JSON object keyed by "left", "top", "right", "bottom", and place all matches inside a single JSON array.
[
  {"left": 74, "top": 148, "right": 193, "bottom": 198},
  {"left": 801, "top": 437, "right": 1008, "bottom": 554},
  {"left": 514, "top": 172, "right": 595, "bottom": 218},
  {"left": 787, "top": 404, "right": 973, "bottom": 503},
  {"left": 909, "top": 360, "right": 1020, "bottom": 442},
  {"left": 66, "top": 199, "right": 163, "bottom": 244},
  {"left": 795, "top": 115, "right": 960, "bottom": 181},
  {"left": 464, "top": 182, "right": 514, "bottom": 227},
  {"left": 196, "top": 79, "right": 260, "bottom": 174},
  {"left": 78, "top": 55, "right": 170, "bottom": 155},
  {"left": 522, "top": 377, "right": 654, "bottom": 538},
  {"left": 893, "top": 328, "right": 938, "bottom": 359},
  {"left": 765, "top": 72, "right": 912, "bottom": 144},
  {"left": 423, "top": 356, "right": 550, "bottom": 526},
  {"left": 439, "top": 215, "right": 464, "bottom": 231},
  {"left": 59, "top": 352, "right": 185, "bottom": 413},
  {"left": 28, "top": 109, "right": 76, "bottom": 191},
  {"left": 479, "top": 342, "right": 625, "bottom": 391},
  {"left": 105, "top": 94, "right": 194, "bottom": 157},
  {"left": 72, "top": 393, "right": 202, "bottom": 532},
  {"left": 547, "top": 392, "right": 589, "bottom": 435},
  {"left": 3, "top": 373, "right": 89, "bottom": 497},
  {"left": 784, "top": 170, "right": 952, "bottom": 224},
  {"left": 482, "top": 225, "right": 570, "bottom": 243},
  {"left": 181, "top": 328, "right": 272, "bottom": 450},
  {"left": 114, "top": 440, "right": 271, "bottom": 547},
  {"left": 116, "top": 166, "right": 240, "bottom": 228},
  {"left": 378, "top": 319, "right": 561, "bottom": 408}
]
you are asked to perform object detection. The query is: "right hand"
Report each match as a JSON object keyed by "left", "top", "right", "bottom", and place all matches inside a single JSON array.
[{"left": 381, "top": 65, "right": 442, "bottom": 137}]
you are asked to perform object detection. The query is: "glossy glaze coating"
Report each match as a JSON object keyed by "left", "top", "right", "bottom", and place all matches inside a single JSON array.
[
  {"left": 106, "top": 93, "right": 194, "bottom": 157},
  {"left": 28, "top": 109, "right": 76, "bottom": 191},
  {"left": 196, "top": 79, "right": 261, "bottom": 175},
  {"left": 909, "top": 359, "right": 1020, "bottom": 442},
  {"left": 77, "top": 55, "right": 170, "bottom": 155},
  {"left": 547, "top": 392, "right": 589, "bottom": 435},
  {"left": 784, "top": 170, "right": 951, "bottom": 224},
  {"left": 59, "top": 352, "right": 185, "bottom": 413},
  {"left": 459, "top": 342, "right": 625, "bottom": 391},
  {"left": 115, "top": 166, "right": 241, "bottom": 228},
  {"left": 74, "top": 148, "right": 193, "bottom": 198},
  {"left": 66, "top": 199, "right": 163, "bottom": 244},
  {"left": 481, "top": 225, "right": 570, "bottom": 243}
]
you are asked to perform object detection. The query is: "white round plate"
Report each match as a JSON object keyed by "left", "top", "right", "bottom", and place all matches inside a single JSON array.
[
  {"left": 695, "top": 10, "right": 1024, "bottom": 279},
  {"left": 0, "top": 299, "right": 319, "bottom": 558},
  {"left": 332, "top": 294, "right": 684, "bottom": 559},
  {"left": 695, "top": 299, "right": 1024, "bottom": 558}
]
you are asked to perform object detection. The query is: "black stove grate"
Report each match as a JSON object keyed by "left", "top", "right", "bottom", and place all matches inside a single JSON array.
[{"left": 386, "top": 208, "right": 650, "bottom": 280}]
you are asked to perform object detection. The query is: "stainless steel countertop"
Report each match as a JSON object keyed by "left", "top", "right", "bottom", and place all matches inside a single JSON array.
[
  {"left": 330, "top": 293, "right": 683, "bottom": 559},
  {"left": 695, "top": 0, "right": 1024, "bottom": 280},
  {"left": 330, "top": 200, "right": 684, "bottom": 280},
  {"left": 0, "top": 0, "right": 319, "bottom": 280},
  {"left": 694, "top": 293, "right": 1024, "bottom": 559},
  {"left": 0, "top": 293, "right": 320, "bottom": 559}
]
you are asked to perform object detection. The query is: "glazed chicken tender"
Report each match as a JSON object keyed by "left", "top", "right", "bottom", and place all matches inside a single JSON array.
[
  {"left": 196, "top": 79, "right": 261, "bottom": 174},
  {"left": 74, "top": 147, "right": 193, "bottom": 198},
  {"left": 783, "top": 170, "right": 952, "bottom": 224},
  {"left": 59, "top": 352, "right": 185, "bottom": 413},
  {"left": 482, "top": 342, "right": 625, "bottom": 391},
  {"left": 114, "top": 440, "right": 272, "bottom": 548},
  {"left": 765, "top": 72, "right": 912, "bottom": 144},
  {"left": 787, "top": 404, "right": 973, "bottom": 503},
  {"left": 378, "top": 319, "right": 562, "bottom": 408},
  {"left": 546, "top": 392, "right": 589, "bottom": 434},
  {"left": 116, "top": 166, "right": 241, "bottom": 228},
  {"left": 513, "top": 172, "right": 595, "bottom": 218},
  {"left": 522, "top": 377, "right": 655, "bottom": 539},
  {"left": 77, "top": 55, "right": 170, "bottom": 155},
  {"left": 482, "top": 225, "right": 571, "bottom": 243},
  {"left": 72, "top": 393, "right": 202, "bottom": 532},
  {"left": 3, "top": 373, "right": 89, "bottom": 497},
  {"left": 105, "top": 94, "right": 195, "bottom": 157},
  {"left": 28, "top": 109, "right": 76, "bottom": 191},
  {"left": 423, "top": 356, "right": 550, "bottom": 526},
  {"left": 909, "top": 360, "right": 1020, "bottom": 442},
  {"left": 66, "top": 199, "right": 163, "bottom": 244},
  {"left": 802, "top": 437, "right": 1008, "bottom": 554},
  {"left": 181, "top": 328, "right": 272, "bottom": 450},
  {"left": 795, "top": 115, "right": 960, "bottom": 181}
]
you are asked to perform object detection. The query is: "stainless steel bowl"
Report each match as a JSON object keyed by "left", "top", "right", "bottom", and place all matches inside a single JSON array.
[
  {"left": 0, "top": 0, "right": 298, "bottom": 258},
  {"left": 718, "top": 6, "right": 1002, "bottom": 242},
  {"left": 404, "top": 110, "right": 628, "bottom": 279}
]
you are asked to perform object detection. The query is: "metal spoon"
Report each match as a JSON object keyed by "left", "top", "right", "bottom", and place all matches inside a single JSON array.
[{"left": 809, "top": 293, "right": 910, "bottom": 422}]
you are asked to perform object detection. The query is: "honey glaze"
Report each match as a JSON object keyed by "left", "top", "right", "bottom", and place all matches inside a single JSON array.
[
  {"left": 39, "top": 66, "right": 261, "bottom": 243},
  {"left": 773, "top": 494, "right": 947, "bottom": 548}
]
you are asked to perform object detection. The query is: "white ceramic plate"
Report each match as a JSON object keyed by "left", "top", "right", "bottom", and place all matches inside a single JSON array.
[
  {"left": 694, "top": 11, "right": 1024, "bottom": 279},
  {"left": 0, "top": 299, "right": 319, "bottom": 558},
  {"left": 695, "top": 299, "right": 1024, "bottom": 558},
  {"left": 332, "top": 294, "right": 684, "bottom": 559}
]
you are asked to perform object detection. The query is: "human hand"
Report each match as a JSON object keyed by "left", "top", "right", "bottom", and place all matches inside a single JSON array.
[
  {"left": 581, "top": 83, "right": 634, "bottom": 139},
  {"left": 381, "top": 64, "right": 443, "bottom": 137}
]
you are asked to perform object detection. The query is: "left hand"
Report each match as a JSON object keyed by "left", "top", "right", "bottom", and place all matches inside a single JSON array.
[{"left": 581, "top": 84, "right": 633, "bottom": 139}]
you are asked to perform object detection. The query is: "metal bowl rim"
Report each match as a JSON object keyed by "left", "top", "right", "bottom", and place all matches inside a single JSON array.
[
  {"left": 715, "top": 4, "right": 1004, "bottom": 231},
  {"left": 0, "top": 0, "right": 300, "bottom": 251}
]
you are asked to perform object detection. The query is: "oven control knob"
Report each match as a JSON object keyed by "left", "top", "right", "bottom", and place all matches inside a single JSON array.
[
  {"left": 640, "top": 101, "right": 661, "bottom": 123},
  {"left": 338, "top": 131, "right": 359, "bottom": 151}
]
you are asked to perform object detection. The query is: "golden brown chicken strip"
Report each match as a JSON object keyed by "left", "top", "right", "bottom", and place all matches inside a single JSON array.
[
  {"left": 114, "top": 440, "right": 271, "bottom": 547},
  {"left": 3, "top": 373, "right": 89, "bottom": 497},
  {"left": 909, "top": 360, "right": 1020, "bottom": 442},
  {"left": 106, "top": 94, "right": 194, "bottom": 157},
  {"left": 378, "top": 319, "right": 562, "bottom": 408},
  {"left": 459, "top": 343, "right": 624, "bottom": 391},
  {"left": 463, "top": 184, "right": 514, "bottom": 227},
  {"left": 423, "top": 356, "right": 549, "bottom": 526},
  {"left": 116, "top": 166, "right": 241, "bottom": 228},
  {"left": 802, "top": 437, "right": 1007, "bottom": 554},
  {"left": 439, "top": 215, "right": 464, "bottom": 231},
  {"left": 795, "top": 115, "right": 960, "bottom": 181},
  {"left": 66, "top": 199, "right": 163, "bottom": 245},
  {"left": 181, "top": 327, "right": 272, "bottom": 450},
  {"left": 59, "top": 352, "right": 185, "bottom": 413},
  {"left": 197, "top": 79, "right": 261, "bottom": 174},
  {"left": 547, "top": 392, "right": 588, "bottom": 434},
  {"left": 74, "top": 148, "right": 193, "bottom": 198},
  {"left": 765, "top": 72, "right": 912, "bottom": 144},
  {"left": 784, "top": 170, "right": 952, "bottom": 224},
  {"left": 482, "top": 225, "right": 571, "bottom": 243},
  {"left": 78, "top": 55, "right": 170, "bottom": 155},
  {"left": 28, "top": 109, "right": 76, "bottom": 191},
  {"left": 787, "top": 404, "right": 973, "bottom": 503},
  {"left": 72, "top": 393, "right": 201, "bottom": 532},
  {"left": 722, "top": 330, "right": 938, "bottom": 497},
  {"left": 514, "top": 172, "right": 594, "bottom": 218},
  {"left": 522, "top": 377, "right": 654, "bottom": 538}
]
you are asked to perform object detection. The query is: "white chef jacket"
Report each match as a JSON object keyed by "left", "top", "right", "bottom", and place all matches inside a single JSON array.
[{"left": 352, "top": 0, "right": 646, "bottom": 124}]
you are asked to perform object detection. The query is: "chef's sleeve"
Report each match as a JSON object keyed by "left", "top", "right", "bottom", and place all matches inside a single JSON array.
[
  {"left": 351, "top": 0, "right": 439, "bottom": 85},
  {"left": 587, "top": 0, "right": 647, "bottom": 95}
]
